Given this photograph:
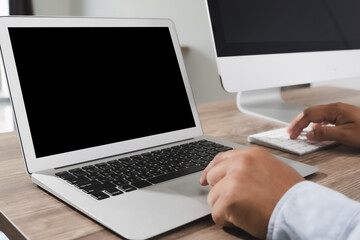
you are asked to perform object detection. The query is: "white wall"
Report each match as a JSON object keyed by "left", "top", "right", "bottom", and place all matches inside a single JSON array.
[
  {"left": 0, "top": 0, "right": 9, "bottom": 16},
  {"left": 312, "top": 77, "right": 360, "bottom": 90},
  {"left": 32, "top": 0, "right": 235, "bottom": 103},
  {"left": 32, "top": 0, "right": 72, "bottom": 15}
]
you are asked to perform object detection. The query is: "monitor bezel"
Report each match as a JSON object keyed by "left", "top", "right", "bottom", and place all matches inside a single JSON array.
[
  {"left": 206, "top": 0, "right": 360, "bottom": 93},
  {"left": 0, "top": 17, "right": 203, "bottom": 173}
]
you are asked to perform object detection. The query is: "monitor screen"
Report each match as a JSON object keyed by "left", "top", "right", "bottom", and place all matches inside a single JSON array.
[
  {"left": 8, "top": 27, "right": 196, "bottom": 158},
  {"left": 208, "top": 0, "right": 360, "bottom": 56}
]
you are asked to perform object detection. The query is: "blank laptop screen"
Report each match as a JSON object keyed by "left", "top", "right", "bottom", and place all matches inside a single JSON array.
[{"left": 8, "top": 27, "right": 196, "bottom": 158}]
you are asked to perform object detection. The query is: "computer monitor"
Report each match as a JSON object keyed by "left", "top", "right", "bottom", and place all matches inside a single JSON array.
[{"left": 206, "top": 0, "right": 360, "bottom": 124}]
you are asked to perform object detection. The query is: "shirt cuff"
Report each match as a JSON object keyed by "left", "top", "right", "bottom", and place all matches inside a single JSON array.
[{"left": 267, "top": 181, "right": 360, "bottom": 240}]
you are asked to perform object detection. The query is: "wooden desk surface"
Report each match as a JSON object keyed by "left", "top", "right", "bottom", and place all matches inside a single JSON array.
[{"left": 1, "top": 86, "right": 360, "bottom": 240}]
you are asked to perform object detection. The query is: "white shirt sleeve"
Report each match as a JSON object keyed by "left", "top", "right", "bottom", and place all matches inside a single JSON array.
[{"left": 267, "top": 181, "right": 360, "bottom": 240}]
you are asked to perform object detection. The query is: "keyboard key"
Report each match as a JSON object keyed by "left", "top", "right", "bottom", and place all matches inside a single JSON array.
[
  {"left": 112, "top": 179, "right": 130, "bottom": 186},
  {"left": 216, "top": 146, "right": 233, "bottom": 152},
  {"left": 74, "top": 180, "right": 101, "bottom": 189},
  {"left": 104, "top": 188, "right": 123, "bottom": 196},
  {"left": 131, "top": 180, "right": 152, "bottom": 188},
  {"left": 82, "top": 166, "right": 100, "bottom": 174},
  {"left": 67, "top": 176, "right": 90, "bottom": 185},
  {"left": 82, "top": 185, "right": 102, "bottom": 194},
  {"left": 55, "top": 171, "right": 75, "bottom": 180},
  {"left": 118, "top": 184, "right": 137, "bottom": 192},
  {"left": 90, "top": 191, "right": 110, "bottom": 200},
  {"left": 69, "top": 168, "right": 88, "bottom": 177}
]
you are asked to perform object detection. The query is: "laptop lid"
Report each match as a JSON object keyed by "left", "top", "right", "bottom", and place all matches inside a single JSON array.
[{"left": 0, "top": 17, "right": 203, "bottom": 174}]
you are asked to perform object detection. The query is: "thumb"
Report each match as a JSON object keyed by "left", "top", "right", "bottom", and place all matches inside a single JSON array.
[{"left": 307, "top": 126, "right": 341, "bottom": 142}]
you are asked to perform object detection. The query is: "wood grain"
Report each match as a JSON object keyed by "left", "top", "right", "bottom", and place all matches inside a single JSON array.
[{"left": 1, "top": 86, "right": 360, "bottom": 239}]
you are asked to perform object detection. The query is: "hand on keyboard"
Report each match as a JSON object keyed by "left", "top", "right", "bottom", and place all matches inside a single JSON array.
[
  {"left": 287, "top": 103, "right": 360, "bottom": 148},
  {"left": 248, "top": 127, "right": 337, "bottom": 155}
]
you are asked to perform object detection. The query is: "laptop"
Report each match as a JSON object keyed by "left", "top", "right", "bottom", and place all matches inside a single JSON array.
[{"left": 0, "top": 17, "right": 318, "bottom": 239}]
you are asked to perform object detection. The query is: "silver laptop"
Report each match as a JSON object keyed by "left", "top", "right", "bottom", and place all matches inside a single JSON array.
[{"left": 0, "top": 17, "right": 317, "bottom": 239}]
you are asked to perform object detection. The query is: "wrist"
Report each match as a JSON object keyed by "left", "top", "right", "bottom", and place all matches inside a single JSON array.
[
  {"left": 266, "top": 181, "right": 305, "bottom": 240},
  {"left": 267, "top": 181, "right": 360, "bottom": 240}
]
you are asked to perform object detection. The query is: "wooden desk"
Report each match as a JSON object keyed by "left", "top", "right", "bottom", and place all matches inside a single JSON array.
[{"left": 1, "top": 86, "right": 360, "bottom": 240}]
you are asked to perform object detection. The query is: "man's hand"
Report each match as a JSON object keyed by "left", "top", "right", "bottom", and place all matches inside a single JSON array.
[
  {"left": 287, "top": 102, "right": 360, "bottom": 148},
  {"left": 200, "top": 147, "right": 304, "bottom": 239}
]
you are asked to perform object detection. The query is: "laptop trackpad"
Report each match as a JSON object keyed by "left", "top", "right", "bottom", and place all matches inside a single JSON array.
[{"left": 158, "top": 171, "right": 210, "bottom": 202}]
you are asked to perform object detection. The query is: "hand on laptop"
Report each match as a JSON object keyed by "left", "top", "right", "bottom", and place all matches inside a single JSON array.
[
  {"left": 287, "top": 102, "right": 360, "bottom": 148},
  {"left": 199, "top": 147, "right": 304, "bottom": 239}
]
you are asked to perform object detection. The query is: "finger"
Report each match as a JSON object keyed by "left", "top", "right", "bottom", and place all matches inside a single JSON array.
[
  {"left": 211, "top": 198, "right": 229, "bottom": 226},
  {"left": 307, "top": 125, "right": 342, "bottom": 142},
  {"left": 207, "top": 181, "right": 230, "bottom": 226},
  {"left": 206, "top": 159, "right": 230, "bottom": 187},
  {"left": 310, "top": 122, "right": 328, "bottom": 130},
  {"left": 199, "top": 152, "right": 224, "bottom": 185},
  {"left": 288, "top": 105, "right": 339, "bottom": 139},
  {"left": 200, "top": 150, "right": 233, "bottom": 185},
  {"left": 287, "top": 111, "right": 305, "bottom": 133},
  {"left": 287, "top": 111, "right": 310, "bottom": 139},
  {"left": 207, "top": 182, "right": 220, "bottom": 207}
]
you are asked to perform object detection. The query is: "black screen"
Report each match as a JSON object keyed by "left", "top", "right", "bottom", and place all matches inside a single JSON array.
[
  {"left": 208, "top": 0, "right": 360, "bottom": 56},
  {"left": 9, "top": 27, "right": 196, "bottom": 158}
]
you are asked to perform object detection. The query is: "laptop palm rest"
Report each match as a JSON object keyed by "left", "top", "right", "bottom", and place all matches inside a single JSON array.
[{"left": 32, "top": 171, "right": 211, "bottom": 240}]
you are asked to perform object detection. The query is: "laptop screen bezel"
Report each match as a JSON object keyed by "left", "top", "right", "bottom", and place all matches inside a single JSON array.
[{"left": 0, "top": 17, "right": 203, "bottom": 174}]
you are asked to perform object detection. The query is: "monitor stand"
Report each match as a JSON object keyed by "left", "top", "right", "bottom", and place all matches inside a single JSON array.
[{"left": 236, "top": 87, "right": 306, "bottom": 125}]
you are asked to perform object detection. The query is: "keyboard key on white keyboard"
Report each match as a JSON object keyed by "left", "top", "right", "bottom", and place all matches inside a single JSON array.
[{"left": 248, "top": 127, "right": 338, "bottom": 155}]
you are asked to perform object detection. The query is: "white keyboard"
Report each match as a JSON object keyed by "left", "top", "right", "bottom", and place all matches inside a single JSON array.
[{"left": 248, "top": 127, "right": 338, "bottom": 155}]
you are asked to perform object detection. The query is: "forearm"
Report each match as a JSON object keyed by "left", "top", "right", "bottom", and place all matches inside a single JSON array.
[{"left": 267, "top": 181, "right": 360, "bottom": 240}]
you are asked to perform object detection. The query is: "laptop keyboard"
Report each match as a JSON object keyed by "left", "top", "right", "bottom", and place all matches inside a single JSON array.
[{"left": 55, "top": 140, "right": 232, "bottom": 200}]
